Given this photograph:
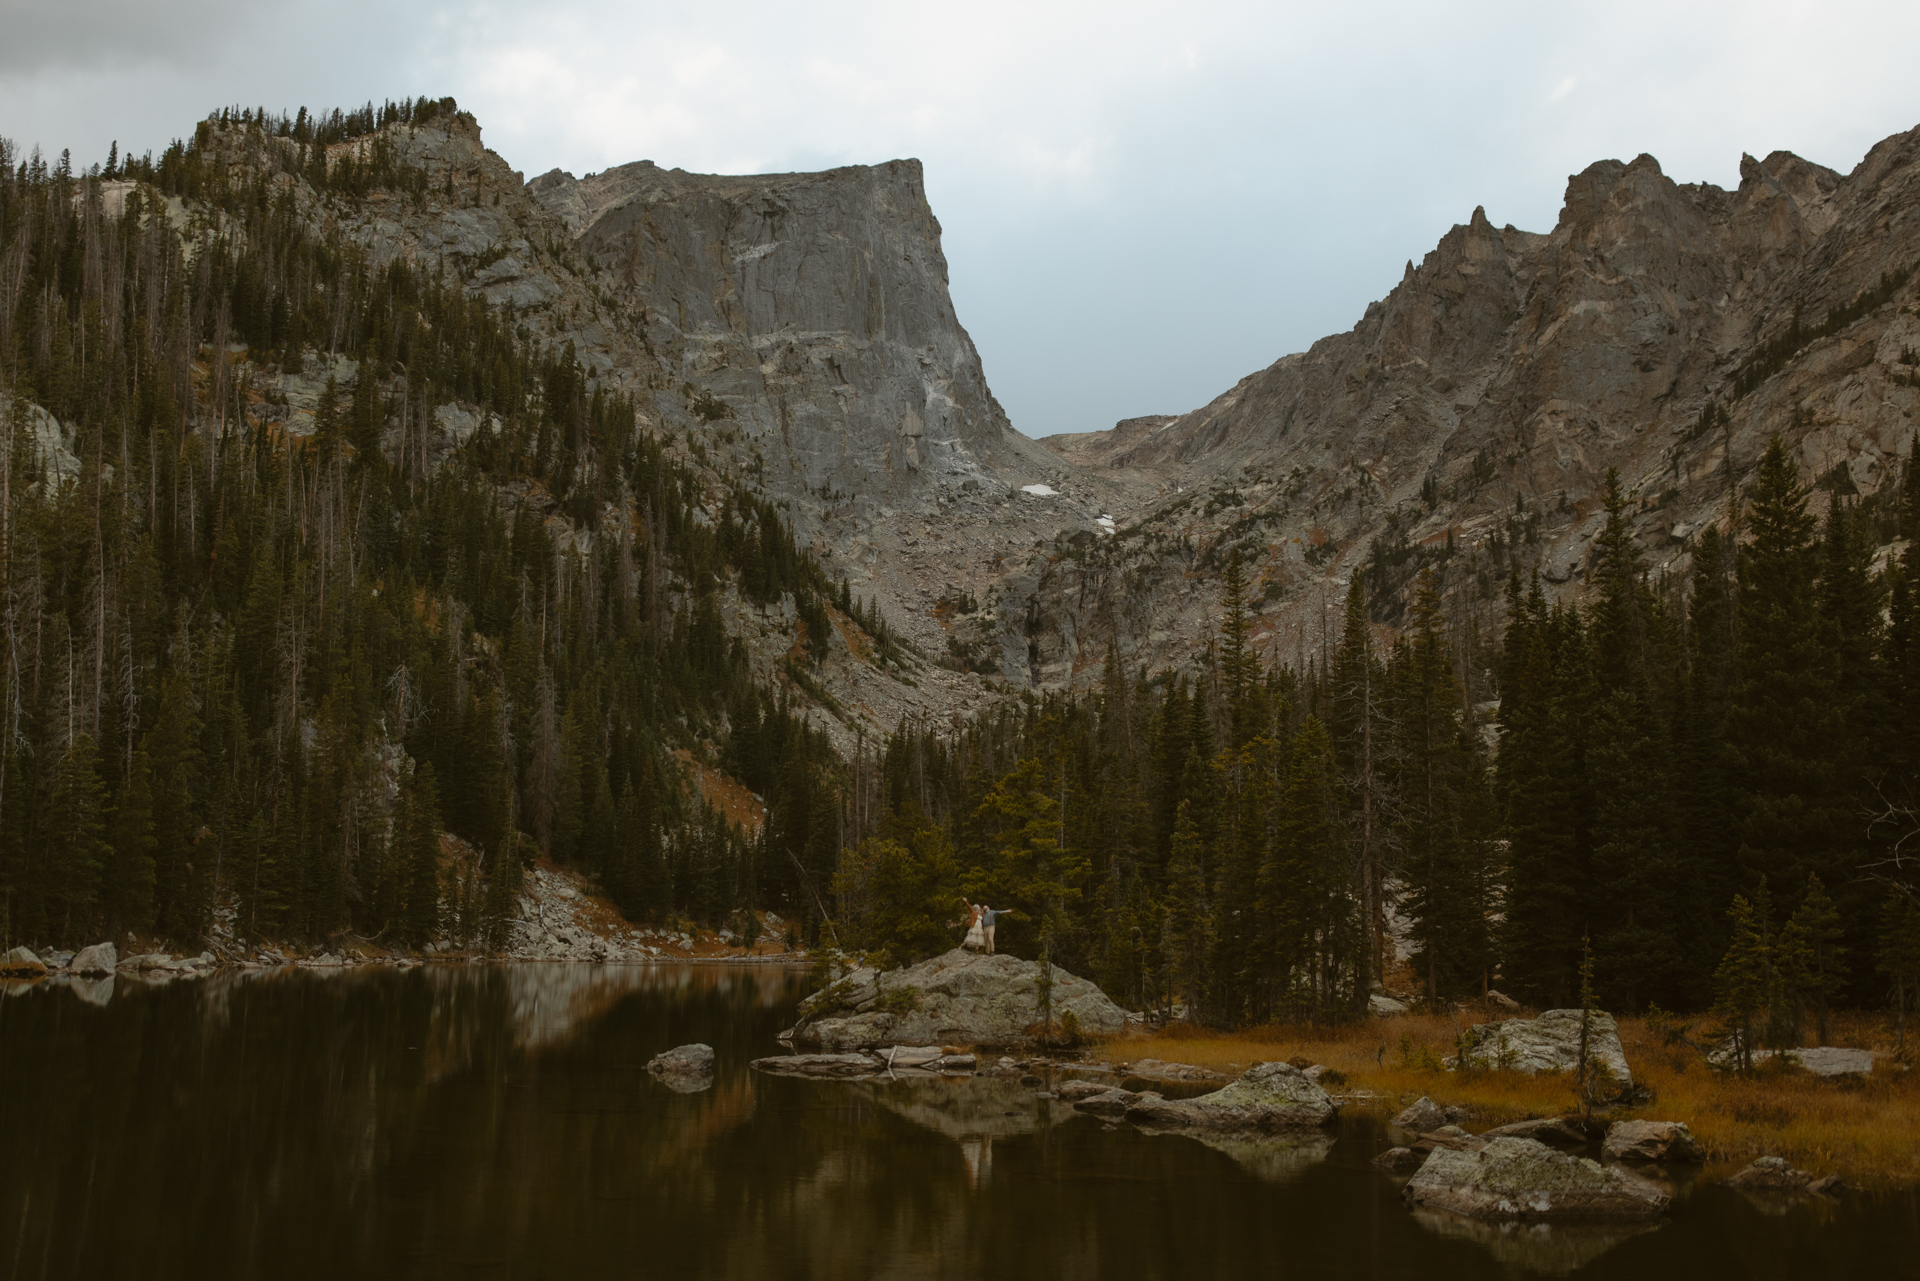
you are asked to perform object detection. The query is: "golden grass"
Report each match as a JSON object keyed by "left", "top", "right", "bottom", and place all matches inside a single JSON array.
[{"left": 1101, "top": 1009, "right": 1920, "bottom": 1189}]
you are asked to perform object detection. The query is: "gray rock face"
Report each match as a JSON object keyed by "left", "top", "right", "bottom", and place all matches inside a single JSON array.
[
  {"left": 1392, "top": 1097, "right": 1447, "bottom": 1132},
  {"left": 1603, "top": 1120, "right": 1703, "bottom": 1163},
  {"left": 790, "top": 949, "right": 1128, "bottom": 1050},
  {"left": 535, "top": 159, "right": 1040, "bottom": 511},
  {"left": 1123, "top": 1062, "right": 1336, "bottom": 1132},
  {"left": 70, "top": 942, "right": 117, "bottom": 976},
  {"left": 1455, "top": 1010, "right": 1633, "bottom": 1088},
  {"left": 2, "top": 946, "right": 46, "bottom": 976},
  {"left": 646, "top": 1043, "right": 716, "bottom": 1091},
  {"left": 1404, "top": 1136, "right": 1670, "bottom": 1221}
]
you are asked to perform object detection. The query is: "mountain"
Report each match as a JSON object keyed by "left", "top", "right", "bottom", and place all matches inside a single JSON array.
[{"left": 1021, "top": 134, "right": 1920, "bottom": 682}]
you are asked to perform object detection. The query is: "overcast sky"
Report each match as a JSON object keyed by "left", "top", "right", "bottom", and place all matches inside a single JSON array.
[{"left": 5, "top": 1, "right": 1919, "bottom": 436}]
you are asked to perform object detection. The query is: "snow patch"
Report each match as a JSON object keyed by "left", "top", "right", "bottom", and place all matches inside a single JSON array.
[{"left": 1020, "top": 483, "right": 1060, "bottom": 497}]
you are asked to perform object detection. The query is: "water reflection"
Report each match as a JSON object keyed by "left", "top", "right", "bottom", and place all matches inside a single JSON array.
[
  {"left": 1410, "top": 1207, "right": 1663, "bottom": 1275},
  {"left": 1, "top": 966, "right": 1914, "bottom": 1280}
]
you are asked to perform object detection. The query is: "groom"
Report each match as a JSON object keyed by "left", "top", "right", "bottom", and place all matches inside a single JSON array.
[{"left": 978, "top": 905, "right": 1007, "bottom": 955}]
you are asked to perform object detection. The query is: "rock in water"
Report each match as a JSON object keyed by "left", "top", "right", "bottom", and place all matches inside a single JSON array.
[
  {"left": 1073, "top": 1088, "right": 1142, "bottom": 1118},
  {"left": 70, "top": 942, "right": 117, "bottom": 976},
  {"left": 1454, "top": 1010, "right": 1634, "bottom": 1088},
  {"left": 789, "top": 949, "right": 1128, "bottom": 1050},
  {"left": 1392, "top": 1097, "right": 1447, "bottom": 1132},
  {"left": 1404, "top": 1136, "right": 1669, "bottom": 1221},
  {"left": 3, "top": 946, "right": 47, "bottom": 976},
  {"left": 1124, "top": 1062, "right": 1336, "bottom": 1132},
  {"left": 1373, "top": 1147, "right": 1424, "bottom": 1173},
  {"left": 1603, "top": 1120, "right": 1703, "bottom": 1163},
  {"left": 645, "top": 1044, "right": 714, "bottom": 1083}
]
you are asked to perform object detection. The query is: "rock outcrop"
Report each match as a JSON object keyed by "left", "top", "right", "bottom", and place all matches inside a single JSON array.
[
  {"left": 1404, "top": 1136, "right": 1670, "bottom": 1221},
  {"left": 1122, "top": 1062, "right": 1337, "bottom": 1132},
  {"left": 1454, "top": 1010, "right": 1634, "bottom": 1088},
  {"left": 789, "top": 949, "right": 1128, "bottom": 1050}
]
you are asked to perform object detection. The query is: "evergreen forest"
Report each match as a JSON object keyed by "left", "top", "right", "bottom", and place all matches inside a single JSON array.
[{"left": 3, "top": 107, "right": 1918, "bottom": 1046}]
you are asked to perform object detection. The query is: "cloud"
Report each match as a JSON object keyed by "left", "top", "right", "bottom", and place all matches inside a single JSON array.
[{"left": 4, "top": 0, "right": 1918, "bottom": 435}]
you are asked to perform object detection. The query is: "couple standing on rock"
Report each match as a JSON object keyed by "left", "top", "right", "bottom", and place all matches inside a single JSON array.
[{"left": 960, "top": 900, "right": 1006, "bottom": 954}]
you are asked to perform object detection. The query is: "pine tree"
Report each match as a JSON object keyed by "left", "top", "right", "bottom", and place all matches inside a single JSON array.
[
  {"left": 45, "top": 733, "right": 110, "bottom": 944},
  {"left": 1714, "top": 888, "right": 1773, "bottom": 1071},
  {"left": 102, "top": 749, "right": 157, "bottom": 939},
  {"left": 1729, "top": 434, "right": 1836, "bottom": 891},
  {"left": 1163, "top": 799, "right": 1212, "bottom": 1021},
  {"left": 1782, "top": 873, "right": 1846, "bottom": 1045},
  {"left": 405, "top": 762, "right": 444, "bottom": 947}
]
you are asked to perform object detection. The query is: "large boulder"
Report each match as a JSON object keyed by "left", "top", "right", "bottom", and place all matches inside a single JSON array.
[
  {"left": 1123, "top": 1062, "right": 1336, "bottom": 1132},
  {"left": 646, "top": 1043, "right": 715, "bottom": 1092},
  {"left": 789, "top": 949, "right": 1128, "bottom": 1050},
  {"left": 70, "top": 942, "right": 117, "bottom": 976},
  {"left": 1392, "top": 1097, "right": 1447, "bottom": 1132},
  {"left": 2, "top": 946, "right": 46, "bottom": 976},
  {"left": 1404, "top": 1135, "right": 1669, "bottom": 1221},
  {"left": 1480, "top": 1117, "right": 1591, "bottom": 1150},
  {"left": 1455, "top": 1010, "right": 1633, "bottom": 1089},
  {"left": 1724, "top": 1156, "right": 1841, "bottom": 1194},
  {"left": 1603, "top": 1120, "right": 1702, "bottom": 1163}
]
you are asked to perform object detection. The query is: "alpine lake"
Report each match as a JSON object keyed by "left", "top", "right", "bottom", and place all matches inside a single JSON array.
[{"left": 3, "top": 963, "right": 1914, "bottom": 1279}]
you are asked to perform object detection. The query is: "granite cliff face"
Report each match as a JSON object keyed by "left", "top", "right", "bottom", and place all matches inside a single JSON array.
[
  {"left": 530, "top": 160, "right": 1033, "bottom": 502},
  {"left": 1021, "top": 131, "right": 1920, "bottom": 683}
]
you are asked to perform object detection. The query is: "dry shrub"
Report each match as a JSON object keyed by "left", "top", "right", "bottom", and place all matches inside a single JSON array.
[{"left": 1106, "top": 1009, "right": 1920, "bottom": 1187}]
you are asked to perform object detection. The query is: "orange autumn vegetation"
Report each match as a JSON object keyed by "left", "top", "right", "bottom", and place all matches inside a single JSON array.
[{"left": 1106, "top": 1010, "right": 1920, "bottom": 1188}]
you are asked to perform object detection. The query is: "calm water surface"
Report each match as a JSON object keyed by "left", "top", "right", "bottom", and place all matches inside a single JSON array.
[{"left": 2, "top": 964, "right": 1914, "bottom": 1279}]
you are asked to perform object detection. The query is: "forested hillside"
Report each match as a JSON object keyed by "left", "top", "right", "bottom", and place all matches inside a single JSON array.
[
  {"left": 0, "top": 102, "right": 850, "bottom": 956},
  {"left": 4, "top": 100, "right": 1916, "bottom": 1039},
  {"left": 835, "top": 445, "right": 1920, "bottom": 1034}
]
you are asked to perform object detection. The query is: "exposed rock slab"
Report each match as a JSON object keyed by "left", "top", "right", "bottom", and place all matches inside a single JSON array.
[
  {"left": 1603, "top": 1120, "right": 1702, "bottom": 1162},
  {"left": 1123, "top": 1062, "right": 1336, "bottom": 1132},
  {"left": 1404, "top": 1136, "right": 1669, "bottom": 1221},
  {"left": 1456, "top": 1010, "right": 1633, "bottom": 1088},
  {"left": 790, "top": 949, "right": 1127, "bottom": 1050}
]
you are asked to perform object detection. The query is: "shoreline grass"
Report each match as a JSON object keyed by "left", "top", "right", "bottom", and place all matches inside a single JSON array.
[{"left": 1099, "top": 1010, "right": 1920, "bottom": 1189}]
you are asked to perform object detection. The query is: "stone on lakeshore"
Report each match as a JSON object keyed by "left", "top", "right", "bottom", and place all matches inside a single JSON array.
[
  {"left": 70, "top": 942, "right": 118, "bottom": 976},
  {"left": 1074, "top": 1087, "right": 1141, "bottom": 1118},
  {"left": 1724, "top": 1155, "right": 1835, "bottom": 1192},
  {"left": 118, "top": 953, "right": 176, "bottom": 971},
  {"left": 1603, "top": 1120, "right": 1702, "bottom": 1163},
  {"left": 1480, "top": 1117, "right": 1591, "bottom": 1149},
  {"left": 1055, "top": 1079, "right": 1116, "bottom": 1102},
  {"left": 878, "top": 1045, "right": 944, "bottom": 1068},
  {"left": 1370, "top": 994, "right": 1411, "bottom": 1016},
  {"left": 750, "top": 1053, "right": 883, "bottom": 1078},
  {"left": 1126, "top": 1058, "right": 1229, "bottom": 1084},
  {"left": 1373, "top": 1146, "right": 1424, "bottom": 1173},
  {"left": 2, "top": 946, "right": 46, "bottom": 976},
  {"left": 790, "top": 949, "right": 1127, "bottom": 1051},
  {"left": 1410, "top": 1125, "right": 1486, "bottom": 1154},
  {"left": 1393, "top": 1096, "right": 1447, "bottom": 1132},
  {"left": 1455, "top": 1010, "right": 1634, "bottom": 1089},
  {"left": 1404, "top": 1136, "right": 1669, "bottom": 1221},
  {"left": 1124, "top": 1062, "right": 1336, "bottom": 1132}
]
